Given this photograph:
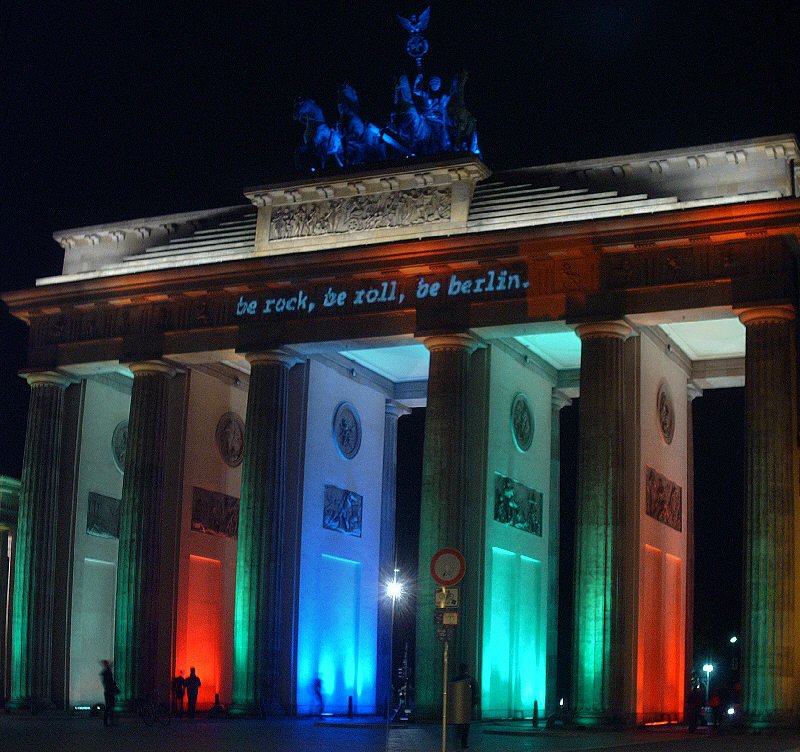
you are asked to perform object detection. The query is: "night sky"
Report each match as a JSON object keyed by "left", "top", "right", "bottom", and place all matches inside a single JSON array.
[{"left": 1, "top": 1, "right": 798, "bottom": 690}]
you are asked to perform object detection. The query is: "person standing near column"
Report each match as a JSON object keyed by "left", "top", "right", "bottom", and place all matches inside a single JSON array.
[
  {"left": 99, "top": 660, "right": 119, "bottom": 727},
  {"left": 185, "top": 667, "right": 201, "bottom": 718},
  {"left": 171, "top": 670, "right": 185, "bottom": 718}
]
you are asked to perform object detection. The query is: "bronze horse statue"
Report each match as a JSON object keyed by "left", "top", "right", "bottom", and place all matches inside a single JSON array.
[
  {"left": 293, "top": 96, "right": 344, "bottom": 171},
  {"left": 337, "top": 83, "right": 387, "bottom": 165}
]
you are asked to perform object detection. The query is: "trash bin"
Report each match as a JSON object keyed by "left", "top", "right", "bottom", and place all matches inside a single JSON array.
[{"left": 447, "top": 679, "right": 472, "bottom": 725}]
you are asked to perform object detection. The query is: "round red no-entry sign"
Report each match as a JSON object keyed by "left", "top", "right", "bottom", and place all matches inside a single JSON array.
[{"left": 430, "top": 547, "right": 466, "bottom": 586}]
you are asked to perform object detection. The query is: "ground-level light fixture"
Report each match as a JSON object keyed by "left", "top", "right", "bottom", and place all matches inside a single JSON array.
[{"left": 703, "top": 663, "right": 714, "bottom": 704}]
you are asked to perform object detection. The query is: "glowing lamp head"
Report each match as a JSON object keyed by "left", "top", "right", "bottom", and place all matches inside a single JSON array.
[
  {"left": 703, "top": 663, "right": 714, "bottom": 673},
  {"left": 730, "top": 636, "right": 738, "bottom": 644},
  {"left": 387, "top": 580, "right": 403, "bottom": 600}
]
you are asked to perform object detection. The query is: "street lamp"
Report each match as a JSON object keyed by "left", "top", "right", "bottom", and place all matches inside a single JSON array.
[
  {"left": 703, "top": 663, "right": 714, "bottom": 704},
  {"left": 387, "top": 572, "right": 403, "bottom": 601},
  {"left": 385, "top": 569, "right": 404, "bottom": 720}
]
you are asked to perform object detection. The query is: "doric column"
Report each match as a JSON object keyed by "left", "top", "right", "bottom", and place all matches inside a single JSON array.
[
  {"left": 0, "top": 526, "right": 8, "bottom": 703},
  {"left": 739, "top": 305, "right": 796, "bottom": 726},
  {"left": 415, "top": 333, "right": 478, "bottom": 715},
  {"left": 376, "top": 400, "right": 410, "bottom": 713},
  {"left": 685, "top": 383, "right": 701, "bottom": 720},
  {"left": 547, "top": 390, "right": 571, "bottom": 716},
  {"left": 231, "top": 350, "right": 298, "bottom": 716},
  {"left": 114, "top": 360, "right": 176, "bottom": 708},
  {"left": 571, "top": 321, "right": 632, "bottom": 725},
  {"left": 8, "top": 371, "right": 70, "bottom": 710}
]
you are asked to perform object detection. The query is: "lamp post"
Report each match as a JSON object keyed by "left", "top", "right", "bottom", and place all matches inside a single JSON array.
[
  {"left": 385, "top": 569, "right": 403, "bottom": 719},
  {"left": 702, "top": 663, "right": 714, "bottom": 704}
]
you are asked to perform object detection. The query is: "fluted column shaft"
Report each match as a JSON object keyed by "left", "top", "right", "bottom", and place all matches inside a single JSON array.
[
  {"left": 231, "top": 351, "right": 295, "bottom": 715},
  {"left": 547, "top": 391, "right": 570, "bottom": 716},
  {"left": 114, "top": 361, "right": 174, "bottom": 707},
  {"left": 572, "top": 322, "right": 631, "bottom": 724},
  {"left": 8, "top": 372, "right": 69, "bottom": 710},
  {"left": 376, "top": 401, "right": 410, "bottom": 713},
  {"left": 415, "top": 334, "right": 476, "bottom": 715},
  {"left": 740, "top": 306, "right": 796, "bottom": 726},
  {"left": 0, "top": 526, "right": 9, "bottom": 703}
]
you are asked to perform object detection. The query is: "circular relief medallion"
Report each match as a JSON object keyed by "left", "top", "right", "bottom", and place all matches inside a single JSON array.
[
  {"left": 510, "top": 393, "right": 534, "bottom": 452},
  {"left": 333, "top": 402, "right": 362, "bottom": 460},
  {"left": 111, "top": 420, "right": 128, "bottom": 474},
  {"left": 657, "top": 382, "right": 675, "bottom": 445},
  {"left": 215, "top": 412, "right": 245, "bottom": 467}
]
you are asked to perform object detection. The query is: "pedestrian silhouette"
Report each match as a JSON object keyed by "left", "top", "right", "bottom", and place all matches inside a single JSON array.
[
  {"left": 185, "top": 666, "right": 201, "bottom": 718},
  {"left": 312, "top": 677, "right": 324, "bottom": 716},
  {"left": 99, "top": 659, "right": 119, "bottom": 727},
  {"left": 172, "top": 669, "right": 185, "bottom": 718}
]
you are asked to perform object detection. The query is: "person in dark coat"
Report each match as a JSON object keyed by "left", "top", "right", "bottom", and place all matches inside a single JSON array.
[
  {"left": 172, "top": 670, "right": 185, "bottom": 718},
  {"left": 185, "top": 667, "right": 201, "bottom": 718},
  {"left": 99, "top": 660, "right": 118, "bottom": 727}
]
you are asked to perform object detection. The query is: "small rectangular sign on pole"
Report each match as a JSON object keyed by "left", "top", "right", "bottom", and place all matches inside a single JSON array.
[{"left": 434, "top": 587, "right": 459, "bottom": 608}]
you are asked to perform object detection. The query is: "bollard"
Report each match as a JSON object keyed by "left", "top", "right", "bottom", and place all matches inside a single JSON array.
[
  {"left": 347, "top": 695, "right": 353, "bottom": 718},
  {"left": 532, "top": 699, "right": 538, "bottom": 727}
]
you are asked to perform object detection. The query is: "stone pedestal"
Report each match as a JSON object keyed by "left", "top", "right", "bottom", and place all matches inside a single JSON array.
[
  {"left": 231, "top": 350, "right": 297, "bottom": 716},
  {"left": 414, "top": 334, "right": 477, "bottom": 716},
  {"left": 571, "top": 321, "right": 632, "bottom": 725},
  {"left": 113, "top": 361, "right": 175, "bottom": 708},
  {"left": 739, "top": 306, "right": 796, "bottom": 726},
  {"left": 376, "top": 400, "right": 410, "bottom": 714},
  {"left": 8, "top": 372, "right": 69, "bottom": 711}
]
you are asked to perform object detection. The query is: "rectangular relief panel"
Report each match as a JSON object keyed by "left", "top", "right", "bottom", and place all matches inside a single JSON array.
[
  {"left": 645, "top": 466, "right": 682, "bottom": 532},
  {"left": 86, "top": 492, "right": 120, "bottom": 539},
  {"left": 322, "top": 484, "right": 363, "bottom": 537},
  {"left": 191, "top": 487, "right": 239, "bottom": 539},
  {"left": 493, "top": 473, "right": 543, "bottom": 536}
]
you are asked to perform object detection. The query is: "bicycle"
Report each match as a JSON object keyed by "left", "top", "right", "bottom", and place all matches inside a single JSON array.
[{"left": 137, "top": 687, "right": 171, "bottom": 726}]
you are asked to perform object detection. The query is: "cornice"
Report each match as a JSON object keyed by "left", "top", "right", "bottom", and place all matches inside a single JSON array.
[{"left": 4, "top": 197, "right": 800, "bottom": 322}]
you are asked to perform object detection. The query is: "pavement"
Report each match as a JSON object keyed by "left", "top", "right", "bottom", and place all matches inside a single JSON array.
[{"left": 4, "top": 714, "right": 800, "bottom": 752}]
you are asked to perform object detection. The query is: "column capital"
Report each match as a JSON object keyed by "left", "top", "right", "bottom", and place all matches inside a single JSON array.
[
  {"left": 736, "top": 305, "right": 795, "bottom": 326},
  {"left": 574, "top": 320, "right": 633, "bottom": 341},
  {"left": 386, "top": 400, "right": 412, "bottom": 419},
  {"left": 551, "top": 390, "right": 572, "bottom": 411},
  {"left": 422, "top": 333, "right": 480, "bottom": 353},
  {"left": 22, "top": 370, "right": 71, "bottom": 388},
  {"left": 245, "top": 349, "right": 302, "bottom": 368},
  {"left": 126, "top": 360, "right": 178, "bottom": 377}
]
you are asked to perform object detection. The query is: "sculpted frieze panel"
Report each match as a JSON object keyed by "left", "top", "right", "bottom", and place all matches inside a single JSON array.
[
  {"left": 269, "top": 186, "right": 451, "bottom": 241},
  {"left": 87, "top": 491, "right": 121, "bottom": 539},
  {"left": 323, "top": 484, "right": 363, "bottom": 537},
  {"left": 645, "top": 466, "right": 682, "bottom": 532},
  {"left": 493, "top": 473, "right": 543, "bottom": 536},
  {"left": 191, "top": 486, "right": 240, "bottom": 538}
]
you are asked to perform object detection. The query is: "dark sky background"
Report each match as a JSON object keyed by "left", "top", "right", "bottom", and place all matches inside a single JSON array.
[{"left": 1, "top": 0, "right": 796, "bottom": 694}]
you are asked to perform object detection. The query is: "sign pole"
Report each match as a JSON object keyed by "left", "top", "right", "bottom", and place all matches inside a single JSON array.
[
  {"left": 442, "top": 637, "right": 448, "bottom": 752},
  {"left": 430, "top": 546, "right": 465, "bottom": 752}
]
